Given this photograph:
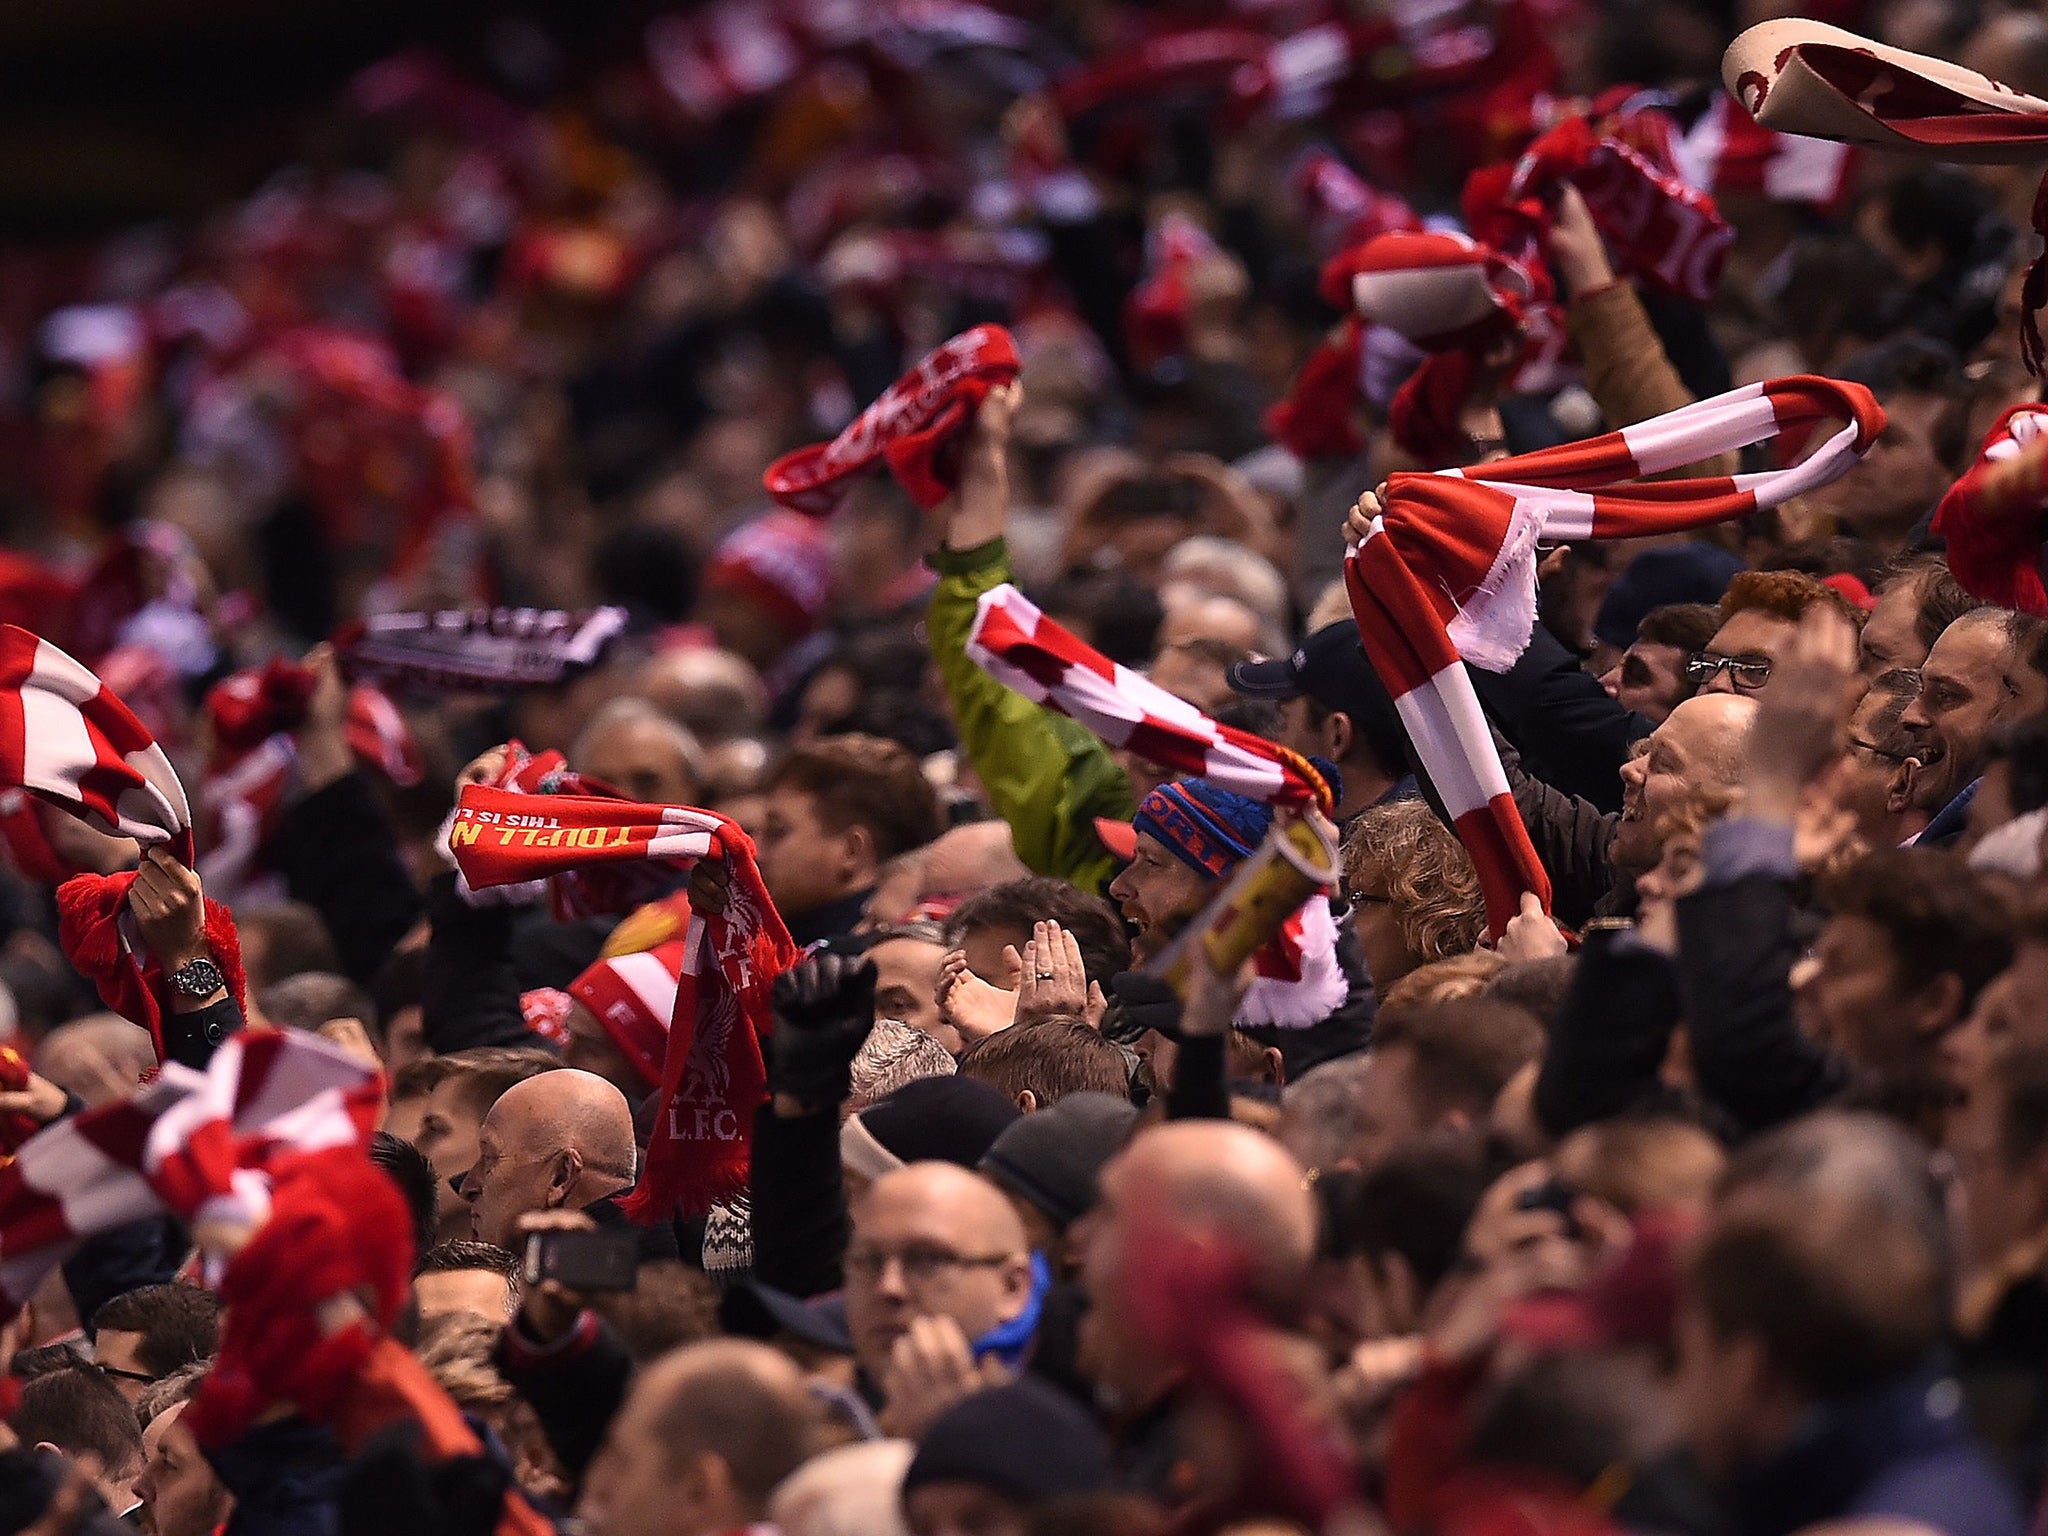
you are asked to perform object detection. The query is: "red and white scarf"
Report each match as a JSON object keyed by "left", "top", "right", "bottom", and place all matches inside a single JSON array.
[
  {"left": 0, "top": 1028, "right": 380, "bottom": 1310},
  {"left": 763, "top": 325, "right": 1021, "bottom": 515},
  {"left": 448, "top": 789, "right": 797, "bottom": 1217},
  {"left": 1932, "top": 404, "right": 2048, "bottom": 615},
  {"left": 1327, "top": 228, "right": 1556, "bottom": 467},
  {"left": 0, "top": 625, "right": 246, "bottom": 1059},
  {"left": 1722, "top": 20, "right": 2048, "bottom": 370},
  {"left": 1502, "top": 110, "right": 1733, "bottom": 304},
  {"left": 444, "top": 744, "right": 689, "bottom": 921},
  {"left": 966, "top": 585, "right": 1343, "bottom": 1029},
  {"left": 1345, "top": 375, "right": 1884, "bottom": 934},
  {"left": 333, "top": 606, "right": 629, "bottom": 694}
]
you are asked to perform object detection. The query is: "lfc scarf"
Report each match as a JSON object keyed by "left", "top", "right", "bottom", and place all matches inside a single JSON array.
[
  {"left": 0, "top": 1028, "right": 381, "bottom": 1310},
  {"left": 1932, "top": 404, "right": 2048, "bottom": 614},
  {"left": 966, "top": 585, "right": 1344, "bottom": 1029},
  {"left": 763, "top": 326, "right": 1021, "bottom": 514},
  {"left": 448, "top": 790, "right": 797, "bottom": 1217},
  {"left": 1723, "top": 20, "right": 2048, "bottom": 370},
  {"left": 0, "top": 625, "right": 245, "bottom": 1060},
  {"left": 446, "top": 744, "right": 686, "bottom": 920},
  {"left": 332, "top": 606, "right": 629, "bottom": 694},
  {"left": 1345, "top": 374, "right": 1883, "bottom": 936}
]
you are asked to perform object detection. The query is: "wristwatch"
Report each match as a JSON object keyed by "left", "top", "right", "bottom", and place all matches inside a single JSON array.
[{"left": 169, "top": 956, "right": 226, "bottom": 999}]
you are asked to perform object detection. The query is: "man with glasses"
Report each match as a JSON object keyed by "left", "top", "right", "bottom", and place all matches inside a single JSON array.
[
  {"left": 1820, "top": 668, "right": 1929, "bottom": 849},
  {"left": 1691, "top": 571, "right": 1865, "bottom": 702},
  {"left": 1901, "top": 610, "right": 2048, "bottom": 847},
  {"left": 842, "top": 1161, "right": 1035, "bottom": 1436},
  {"left": 87, "top": 1284, "right": 219, "bottom": 1409}
]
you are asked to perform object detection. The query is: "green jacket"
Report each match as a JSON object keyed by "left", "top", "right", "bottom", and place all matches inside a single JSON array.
[{"left": 928, "top": 537, "right": 1134, "bottom": 895}]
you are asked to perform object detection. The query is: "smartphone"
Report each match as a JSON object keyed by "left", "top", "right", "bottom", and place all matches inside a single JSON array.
[
  {"left": 523, "top": 1228, "right": 640, "bottom": 1292},
  {"left": 1514, "top": 1177, "right": 1583, "bottom": 1240}
]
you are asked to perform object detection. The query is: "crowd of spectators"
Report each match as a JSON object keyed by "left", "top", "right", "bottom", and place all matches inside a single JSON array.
[{"left": 3, "top": 3, "right": 2048, "bottom": 1536}]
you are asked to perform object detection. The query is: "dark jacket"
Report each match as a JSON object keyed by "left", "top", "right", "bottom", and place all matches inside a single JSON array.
[
  {"left": 1500, "top": 734, "right": 1625, "bottom": 931},
  {"left": 0, "top": 1448, "right": 133, "bottom": 1536},
  {"left": 1533, "top": 928, "right": 1685, "bottom": 1138},
  {"left": 207, "top": 1415, "right": 349, "bottom": 1536},
  {"left": 1960, "top": 1272, "right": 2048, "bottom": 1501},
  {"left": 748, "top": 1103, "right": 848, "bottom": 1299},
  {"left": 495, "top": 1307, "right": 634, "bottom": 1484},
  {"left": 1469, "top": 624, "right": 1649, "bottom": 816},
  {"left": 1675, "top": 820, "right": 1849, "bottom": 1136},
  {"left": 420, "top": 873, "right": 544, "bottom": 1055},
  {"left": 265, "top": 770, "right": 422, "bottom": 987},
  {"left": 1719, "top": 1364, "right": 2026, "bottom": 1536}
]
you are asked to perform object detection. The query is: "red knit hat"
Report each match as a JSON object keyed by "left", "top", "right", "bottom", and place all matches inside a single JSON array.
[
  {"left": 568, "top": 938, "right": 690, "bottom": 1091},
  {"left": 707, "top": 511, "right": 833, "bottom": 639}
]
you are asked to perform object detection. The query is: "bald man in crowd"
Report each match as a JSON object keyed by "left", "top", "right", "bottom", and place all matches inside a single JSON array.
[
  {"left": 843, "top": 1162, "right": 1037, "bottom": 1436},
  {"left": 576, "top": 1339, "right": 819, "bottom": 1536},
  {"left": 459, "top": 1069, "right": 641, "bottom": 1249},
  {"left": 573, "top": 698, "right": 706, "bottom": 807},
  {"left": 1075, "top": 1121, "right": 1317, "bottom": 1493}
]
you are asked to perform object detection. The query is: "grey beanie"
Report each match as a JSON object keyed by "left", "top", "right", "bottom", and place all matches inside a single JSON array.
[{"left": 977, "top": 1091, "right": 1140, "bottom": 1228}]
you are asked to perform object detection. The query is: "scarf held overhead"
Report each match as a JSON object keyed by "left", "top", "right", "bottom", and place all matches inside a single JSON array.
[
  {"left": 763, "top": 325, "right": 1021, "bottom": 515},
  {"left": 0, "top": 625, "right": 245, "bottom": 1059},
  {"left": 0, "top": 1028, "right": 380, "bottom": 1311},
  {"left": 1721, "top": 20, "right": 2048, "bottom": 371},
  {"left": 334, "top": 606, "right": 629, "bottom": 694},
  {"left": 966, "top": 586, "right": 1344, "bottom": 1029},
  {"left": 449, "top": 789, "right": 797, "bottom": 1218},
  {"left": 1344, "top": 375, "right": 1883, "bottom": 935}
]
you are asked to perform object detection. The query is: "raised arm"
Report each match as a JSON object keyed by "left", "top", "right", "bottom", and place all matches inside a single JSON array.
[{"left": 927, "top": 382, "right": 1134, "bottom": 893}]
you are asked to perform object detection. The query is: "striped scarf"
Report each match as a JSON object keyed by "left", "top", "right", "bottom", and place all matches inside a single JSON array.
[
  {"left": 965, "top": 586, "right": 1344, "bottom": 1029},
  {"left": 0, "top": 1028, "right": 381, "bottom": 1310},
  {"left": 1723, "top": 20, "right": 2048, "bottom": 371},
  {"left": 1345, "top": 374, "right": 1883, "bottom": 935},
  {"left": 448, "top": 789, "right": 798, "bottom": 1218},
  {"left": 0, "top": 625, "right": 247, "bottom": 1058}
]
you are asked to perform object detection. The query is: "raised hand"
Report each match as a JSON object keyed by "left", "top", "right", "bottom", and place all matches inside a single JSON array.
[
  {"left": 1014, "top": 921, "right": 1105, "bottom": 1026},
  {"left": 1744, "top": 605, "right": 1861, "bottom": 825},
  {"left": 944, "top": 381, "right": 1022, "bottom": 552},
  {"left": 935, "top": 949, "right": 1020, "bottom": 1047},
  {"left": 129, "top": 848, "right": 210, "bottom": 976},
  {"left": 765, "top": 953, "right": 877, "bottom": 1113},
  {"left": 879, "top": 1314, "right": 1011, "bottom": 1438}
]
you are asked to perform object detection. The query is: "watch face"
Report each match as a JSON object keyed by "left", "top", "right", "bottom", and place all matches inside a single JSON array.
[{"left": 175, "top": 958, "right": 225, "bottom": 997}]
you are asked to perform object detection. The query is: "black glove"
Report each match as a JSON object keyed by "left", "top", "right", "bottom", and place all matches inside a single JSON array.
[
  {"left": 764, "top": 953, "right": 877, "bottom": 1112},
  {"left": 1103, "top": 970, "right": 1184, "bottom": 1045}
]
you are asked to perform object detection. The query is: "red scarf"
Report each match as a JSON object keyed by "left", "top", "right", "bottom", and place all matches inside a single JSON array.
[
  {"left": 1502, "top": 111, "right": 1733, "bottom": 304},
  {"left": 1933, "top": 404, "right": 2048, "bottom": 615},
  {"left": 1723, "top": 19, "right": 2048, "bottom": 371},
  {"left": 1345, "top": 375, "right": 1883, "bottom": 935},
  {"left": 0, "top": 624, "right": 244, "bottom": 1059},
  {"left": 763, "top": 325, "right": 1021, "bottom": 514},
  {"left": 447, "top": 788, "right": 797, "bottom": 1218}
]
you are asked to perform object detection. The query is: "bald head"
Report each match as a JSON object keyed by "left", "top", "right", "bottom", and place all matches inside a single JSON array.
[
  {"left": 859, "top": 1162, "right": 1030, "bottom": 1253},
  {"left": 844, "top": 1163, "right": 1033, "bottom": 1382},
  {"left": 637, "top": 648, "right": 767, "bottom": 743},
  {"left": 490, "top": 1069, "right": 636, "bottom": 1166},
  {"left": 1614, "top": 693, "right": 1758, "bottom": 871},
  {"left": 465, "top": 1070, "right": 638, "bottom": 1247},
  {"left": 580, "top": 1340, "right": 818, "bottom": 1536},
  {"left": 574, "top": 699, "right": 705, "bottom": 807},
  {"left": 1109, "top": 1122, "right": 1317, "bottom": 1294}
]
